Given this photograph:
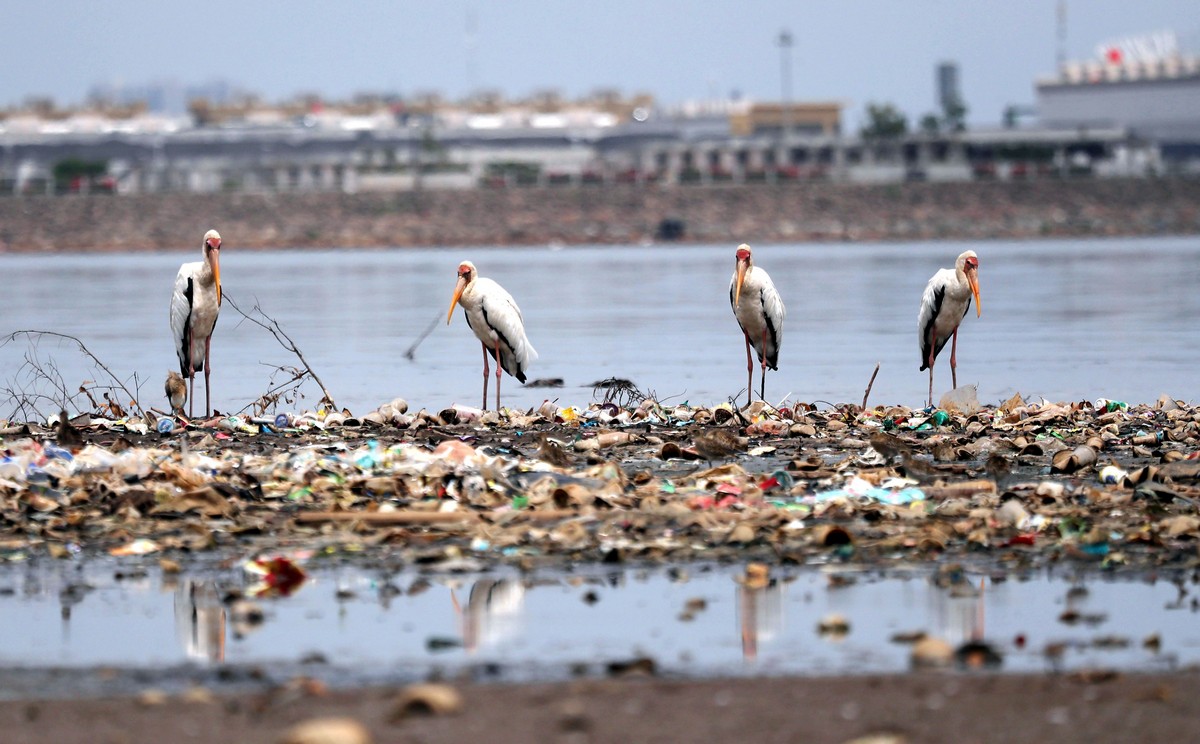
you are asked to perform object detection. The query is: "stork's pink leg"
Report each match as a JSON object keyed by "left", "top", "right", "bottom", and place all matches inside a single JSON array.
[
  {"left": 204, "top": 336, "right": 213, "bottom": 417},
  {"left": 759, "top": 328, "right": 769, "bottom": 402},
  {"left": 188, "top": 368, "right": 196, "bottom": 419},
  {"left": 950, "top": 328, "right": 959, "bottom": 390},
  {"left": 480, "top": 343, "right": 490, "bottom": 410},
  {"left": 494, "top": 337, "right": 503, "bottom": 411},
  {"left": 743, "top": 333, "right": 753, "bottom": 407},
  {"left": 927, "top": 327, "right": 937, "bottom": 408}
]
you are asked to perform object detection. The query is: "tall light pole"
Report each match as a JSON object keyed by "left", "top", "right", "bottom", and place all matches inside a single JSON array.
[{"left": 777, "top": 29, "right": 793, "bottom": 144}]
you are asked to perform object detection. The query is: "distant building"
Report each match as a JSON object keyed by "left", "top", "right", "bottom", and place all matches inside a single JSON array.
[
  {"left": 729, "top": 102, "right": 842, "bottom": 137},
  {"left": 1036, "top": 30, "right": 1200, "bottom": 167}
]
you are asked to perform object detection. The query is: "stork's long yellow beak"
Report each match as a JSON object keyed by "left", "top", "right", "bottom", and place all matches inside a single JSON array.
[
  {"left": 212, "top": 252, "right": 222, "bottom": 306},
  {"left": 446, "top": 276, "right": 466, "bottom": 324},
  {"left": 734, "top": 261, "right": 747, "bottom": 308},
  {"left": 967, "top": 269, "right": 981, "bottom": 317}
]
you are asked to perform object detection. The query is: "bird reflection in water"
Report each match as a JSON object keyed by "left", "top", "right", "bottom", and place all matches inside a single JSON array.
[
  {"left": 736, "top": 568, "right": 784, "bottom": 662},
  {"left": 174, "top": 579, "right": 226, "bottom": 662},
  {"left": 452, "top": 578, "right": 526, "bottom": 654}
]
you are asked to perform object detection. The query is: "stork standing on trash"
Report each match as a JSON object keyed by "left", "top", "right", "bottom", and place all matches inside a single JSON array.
[
  {"left": 447, "top": 260, "right": 538, "bottom": 411},
  {"left": 918, "top": 249, "right": 981, "bottom": 408},
  {"left": 169, "top": 229, "right": 223, "bottom": 418},
  {"left": 730, "top": 244, "right": 785, "bottom": 408}
]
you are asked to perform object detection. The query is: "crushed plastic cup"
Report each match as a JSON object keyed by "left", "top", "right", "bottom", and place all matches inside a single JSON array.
[
  {"left": 156, "top": 418, "right": 175, "bottom": 434},
  {"left": 275, "top": 413, "right": 290, "bottom": 428},
  {"left": 1099, "top": 465, "right": 1127, "bottom": 485}
]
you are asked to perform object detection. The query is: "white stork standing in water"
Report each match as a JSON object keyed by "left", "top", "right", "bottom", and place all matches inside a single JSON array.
[
  {"left": 730, "top": 244, "right": 786, "bottom": 408},
  {"left": 170, "top": 229, "right": 223, "bottom": 418},
  {"left": 446, "top": 260, "right": 538, "bottom": 411},
  {"left": 918, "top": 250, "right": 981, "bottom": 408}
]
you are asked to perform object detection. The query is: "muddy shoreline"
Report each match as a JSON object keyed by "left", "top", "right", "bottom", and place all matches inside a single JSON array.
[
  {"left": 4, "top": 671, "right": 1199, "bottom": 743},
  {"left": 1, "top": 179, "right": 1198, "bottom": 253},
  {"left": 4, "top": 393, "right": 1200, "bottom": 743}
]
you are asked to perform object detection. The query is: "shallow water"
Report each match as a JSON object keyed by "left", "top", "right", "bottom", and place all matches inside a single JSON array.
[
  {"left": 1, "top": 560, "right": 1195, "bottom": 696},
  {"left": 0, "top": 236, "right": 1197, "bottom": 419}
]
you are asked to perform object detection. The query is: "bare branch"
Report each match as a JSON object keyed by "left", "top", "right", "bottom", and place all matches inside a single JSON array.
[
  {"left": 862, "top": 362, "right": 881, "bottom": 411},
  {"left": 0, "top": 330, "right": 144, "bottom": 419},
  {"left": 223, "top": 292, "right": 336, "bottom": 410}
]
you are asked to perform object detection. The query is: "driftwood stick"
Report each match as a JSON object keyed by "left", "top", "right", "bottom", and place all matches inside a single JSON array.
[
  {"left": 861, "top": 362, "right": 881, "bottom": 411},
  {"left": 295, "top": 508, "right": 589, "bottom": 525},
  {"left": 404, "top": 312, "right": 442, "bottom": 361}
]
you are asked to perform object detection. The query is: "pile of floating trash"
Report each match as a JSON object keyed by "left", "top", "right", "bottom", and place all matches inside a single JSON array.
[{"left": 1, "top": 391, "right": 1197, "bottom": 571}]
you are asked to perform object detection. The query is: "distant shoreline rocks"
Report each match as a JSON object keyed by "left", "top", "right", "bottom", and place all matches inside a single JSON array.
[{"left": 0, "top": 179, "right": 1196, "bottom": 253}]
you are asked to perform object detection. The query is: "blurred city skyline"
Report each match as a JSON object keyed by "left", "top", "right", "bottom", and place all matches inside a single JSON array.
[{"left": 4, "top": 1, "right": 1198, "bottom": 128}]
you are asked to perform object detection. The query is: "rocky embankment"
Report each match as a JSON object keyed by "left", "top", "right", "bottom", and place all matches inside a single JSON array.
[{"left": 0, "top": 178, "right": 1197, "bottom": 252}]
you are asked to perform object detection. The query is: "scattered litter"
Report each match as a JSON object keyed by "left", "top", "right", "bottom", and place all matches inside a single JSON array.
[{"left": 0, "top": 393, "right": 1194, "bottom": 573}]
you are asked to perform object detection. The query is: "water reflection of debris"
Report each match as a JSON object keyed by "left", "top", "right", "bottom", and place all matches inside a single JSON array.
[
  {"left": 737, "top": 578, "right": 784, "bottom": 662},
  {"left": 453, "top": 579, "right": 526, "bottom": 654},
  {"left": 174, "top": 579, "right": 226, "bottom": 663}
]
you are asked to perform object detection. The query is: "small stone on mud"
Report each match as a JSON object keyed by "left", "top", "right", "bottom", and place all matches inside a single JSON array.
[{"left": 280, "top": 717, "right": 373, "bottom": 744}]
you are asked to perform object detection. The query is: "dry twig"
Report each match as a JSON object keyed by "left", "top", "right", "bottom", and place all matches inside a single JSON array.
[
  {"left": 862, "top": 362, "right": 882, "bottom": 410},
  {"left": 0, "top": 330, "right": 144, "bottom": 420},
  {"left": 223, "top": 292, "right": 336, "bottom": 412}
]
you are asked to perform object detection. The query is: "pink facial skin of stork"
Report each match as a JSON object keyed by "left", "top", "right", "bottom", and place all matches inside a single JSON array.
[
  {"left": 446, "top": 261, "right": 475, "bottom": 324},
  {"left": 964, "top": 254, "right": 981, "bottom": 316}
]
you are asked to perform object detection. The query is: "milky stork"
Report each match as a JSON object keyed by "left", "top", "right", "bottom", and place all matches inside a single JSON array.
[
  {"left": 169, "top": 229, "right": 223, "bottom": 418},
  {"left": 730, "top": 244, "right": 786, "bottom": 407},
  {"left": 447, "top": 261, "right": 538, "bottom": 410},
  {"left": 918, "top": 250, "right": 981, "bottom": 408}
]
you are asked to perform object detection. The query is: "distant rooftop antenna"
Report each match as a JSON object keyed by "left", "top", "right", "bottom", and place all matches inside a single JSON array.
[{"left": 1056, "top": 0, "right": 1068, "bottom": 70}]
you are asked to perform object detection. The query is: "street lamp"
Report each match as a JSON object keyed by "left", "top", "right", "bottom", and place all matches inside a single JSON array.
[{"left": 777, "top": 29, "right": 793, "bottom": 143}]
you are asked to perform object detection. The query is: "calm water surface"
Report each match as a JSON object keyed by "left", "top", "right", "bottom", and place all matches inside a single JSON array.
[
  {"left": 1, "top": 562, "right": 1196, "bottom": 695},
  {"left": 0, "top": 236, "right": 1197, "bottom": 417}
]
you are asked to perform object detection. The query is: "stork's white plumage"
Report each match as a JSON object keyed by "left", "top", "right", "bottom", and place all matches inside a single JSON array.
[
  {"left": 918, "top": 249, "right": 981, "bottom": 408},
  {"left": 730, "top": 244, "right": 786, "bottom": 407},
  {"left": 446, "top": 260, "right": 538, "bottom": 410},
  {"left": 169, "top": 229, "right": 223, "bottom": 418}
]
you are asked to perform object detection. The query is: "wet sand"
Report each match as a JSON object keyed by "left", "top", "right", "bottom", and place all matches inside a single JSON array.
[{"left": 5, "top": 671, "right": 1200, "bottom": 743}]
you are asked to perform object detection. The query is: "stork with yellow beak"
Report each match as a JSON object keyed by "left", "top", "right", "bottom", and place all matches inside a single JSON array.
[
  {"left": 918, "top": 249, "right": 982, "bottom": 408},
  {"left": 447, "top": 261, "right": 538, "bottom": 411},
  {"left": 730, "top": 244, "right": 786, "bottom": 407},
  {"left": 169, "top": 229, "right": 223, "bottom": 418}
]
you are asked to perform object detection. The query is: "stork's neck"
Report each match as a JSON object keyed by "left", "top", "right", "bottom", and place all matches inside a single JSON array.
[
  {"left": 198, "top": 252, "right": 217, "bottom": 285},
  {"left": 951, "top": 267, "right": 972, "bottom": 296}
]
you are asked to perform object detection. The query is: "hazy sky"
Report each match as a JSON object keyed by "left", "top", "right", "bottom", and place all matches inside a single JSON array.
[{"left": 4, "top": 1, "right": 1198, "bottom": 127}]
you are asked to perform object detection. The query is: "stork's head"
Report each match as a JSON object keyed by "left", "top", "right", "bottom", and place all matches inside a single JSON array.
[
  {"left": 204, "top": 229, "right": 222, "bottom": 305},
  {"left": 957, "top": 250, "right": 981, "bottom": 317},
  {"left": 733, "top": 244, "right": 753, "bottom": 307},
  {"left": 447, "top": 261, "right": 477, "bottom": 324}
]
